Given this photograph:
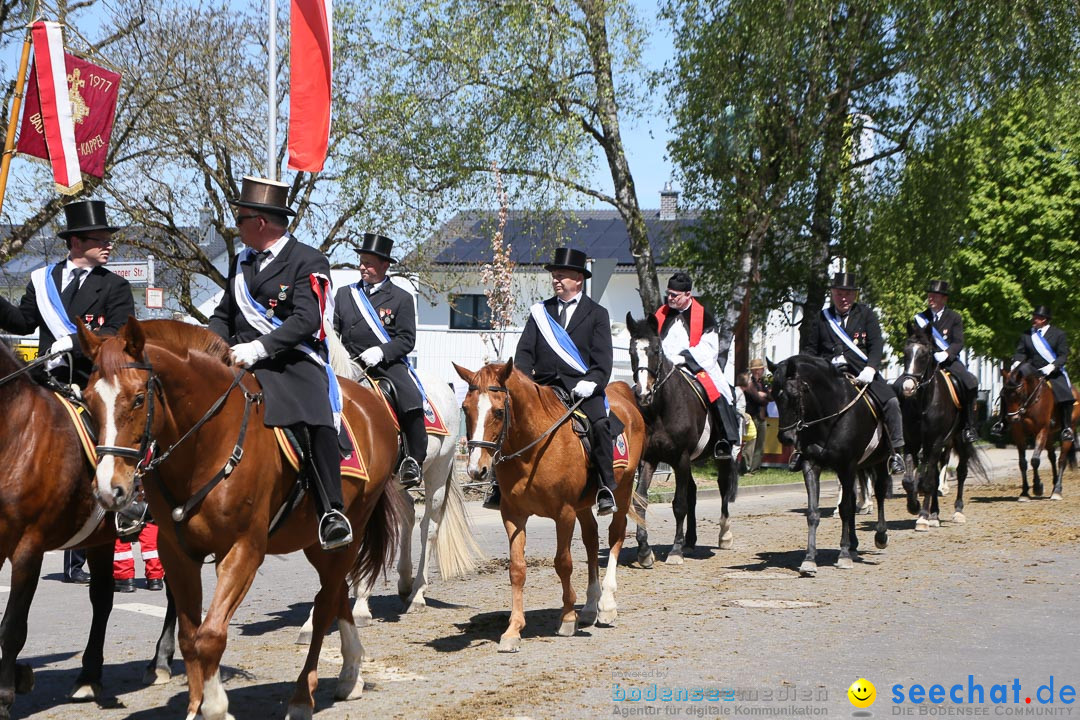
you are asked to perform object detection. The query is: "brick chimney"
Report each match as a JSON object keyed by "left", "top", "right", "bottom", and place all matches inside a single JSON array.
[{"left": 659, "top": 182, "right": 679, "bottom": 221}]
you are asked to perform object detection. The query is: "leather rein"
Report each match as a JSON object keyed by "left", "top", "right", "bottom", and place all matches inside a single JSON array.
[{"left": 465, "top": 383, "right": 583, "bottom": 465}]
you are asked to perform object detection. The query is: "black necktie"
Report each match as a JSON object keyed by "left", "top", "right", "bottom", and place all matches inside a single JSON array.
[
  {"left": 61, "top": 268, "right": 86, "bottom": 308},
  {"left": 558, "top": 299, "right": 576, "bottom": 328},
  {"left": 839, "top": 313, "right": 848, "bottom": 331},
  {"left": 253, "top": 250, "right": 271, "bottom": 273}
]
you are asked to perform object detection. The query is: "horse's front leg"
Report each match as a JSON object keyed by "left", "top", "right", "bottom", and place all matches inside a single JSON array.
[
  {"left": 903, "top": 451, "right": 921, "bottom": 515},
  {"left": 577, "top": 509, "right": 601, "bottom": 627},
  {"left": 1016, "top": 440, "right": 1031, "bottom": 501},
  {"left": 552, "top": 508, "right": 579, "bottom": 638},
  {"left": 1031, "top": 431, "right": 1047, "bottom": 498},
  {"left": 499, "top": 512, "right": 528, "bottom": 653},
  {"left": 143, "top": 580, "right": 177, "bottom": 685},
  {"left": 71, "top": 544, "right": 115, "bottom": 701},
  {"left": 836, "top": 468, "right": 858, "bottom": 569},
  {"left": 667, "top": 454, "right": 692, "bottom": 565},
  {"left": 0, "top": 547, "right": 44, "bottom": 720},
  {"left": 872, "top": 464, "right": 889, "bottom": 549},
  {"left": 193, "top": 541, "right": 263, "bottom": 720},
  {"left": 157, "top": 542, "right": 205, "bottom": 720},
  {"left": 717, "top": 459, "right": 735, "bottom": 550},
  {"left": 1046, "top": 445, "right": 1060, "bottom": 501},
  {"left": 800, "top": 462, "right": 822, "bottom": 576},
  {"left": 634, "top": 460, "right": 655, "bottom": 568}
]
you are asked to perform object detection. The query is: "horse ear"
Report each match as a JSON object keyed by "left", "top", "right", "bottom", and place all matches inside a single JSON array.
[
  {"left": 766, "top": 357, "right": 776, "bottom": 372},
  {"left": 498, "top": 358, "right": 514, "bottom": 384},
  {"left": 75, "top": 318, "right": 104, "bottom": 360},
  {"left": 122, "top": 315, "right": 146, "bottom": 359},
  {"left": 906, "top": 320, "right": 915, "bottom": 336},
  {"left": 625, "top": 311, "right": 636, "bottom": 332},
  {"left": 452, "top": 362, "right": 474, "bottom": 383}
]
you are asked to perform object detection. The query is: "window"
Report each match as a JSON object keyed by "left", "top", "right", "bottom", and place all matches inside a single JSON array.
[{"left": 449, "top": 293, "right": 492, "bottom": 330}]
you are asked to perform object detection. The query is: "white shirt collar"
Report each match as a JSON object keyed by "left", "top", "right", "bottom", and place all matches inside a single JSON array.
[
  {"left": 62, "top": 259, "right": 90, "bottom": 287},
  {"left": 250, "top": 234, "right": 290, "bottom": 264},
  {"left": 558, "top": 291, "right": 583, "bottom": 305}
]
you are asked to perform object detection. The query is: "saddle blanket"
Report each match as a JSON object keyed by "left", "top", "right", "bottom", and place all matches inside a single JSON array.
[
  {"left": 54, "top": 392, "right": 98, "bottom": 468},
  {"left": 274, "top": 415, "right": 369, "bottom": 481},
  {"left": 613, "top": 431, "right": 630, "bottom": 470},
  {"left": 375, "top": 392, "right": 450, "bottom": 436}
]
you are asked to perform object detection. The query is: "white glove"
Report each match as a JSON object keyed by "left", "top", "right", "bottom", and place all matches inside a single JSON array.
[
  {"left": 669, "top": 353, "right": 686, "bottom": 366},
  {"left": 855, "top": 367, "right": 876, "bottom": 385},
  {"left": 230, "top": 340, "right": 269, "bottom": 368},
  {"left": 45, "top": 355, "right": 65, "bottom": 371},
  {"left": 831, "top": 355, "right": 846, "bottom": 366},
  {"left": 48, "top": 335, "right": 74, "bottom": 355},
  {"left": 359, "top": 346, "right": 384, "bottom": 367},
  {"left": 1010, "top": 360, "right": 1021, "bottom": 371},
  {"left": 572, "top": 380, "right": 597, "bottom": 398},
  {"left": 933, "top": 350, "right": 949, "bottom": 363},
  {"left": 1041, "top": 363, "right": 1055, "bottom": 376}
]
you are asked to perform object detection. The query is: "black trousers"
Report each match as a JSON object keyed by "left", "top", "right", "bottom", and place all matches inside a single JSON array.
[{"left": 306, "top": 424, "right": 343, "bottom": 511}]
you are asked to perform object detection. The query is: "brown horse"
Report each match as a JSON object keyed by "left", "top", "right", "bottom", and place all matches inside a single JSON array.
[
  {"left": 78, "top": 318, "right": 404, "bottom": 720},
  {"left": 0, "top": 340, "right": 176, "bottom": 720},
  {"left": 453, "top": 360, "right": 644, "bottom": 652},
  {"left": 999, "top": 367, "right": 1079, "bottom": 500}
]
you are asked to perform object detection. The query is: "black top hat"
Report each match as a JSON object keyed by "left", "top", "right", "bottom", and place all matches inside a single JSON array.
[
  {"left": 57, "top": 200, "right": 118, "bottom": 239},
  {"left": 1033, "top": 305, "right": 1052, "bottom": 320},
  {"left": 358, "top": 233, "right": 396, "bottom": 263},
  {"left": 229, "top": 176, "right": 296, "bottom": 216},
  {"left": 830, "top": 272, "right": 859, "bottom": 291},
  {"left": 544, "top": 247, "right": 591, "bottom": 278},
  {"left": 927, "top": 280, "right": 950, "bottom": 295}
]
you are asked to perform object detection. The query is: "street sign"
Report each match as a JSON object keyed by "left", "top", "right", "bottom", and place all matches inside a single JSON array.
[
  {"left": 145, "top": 287, "right": 164, "bottom": 308},
  {"left": 109, "top": 262, "right": 150, "bottom": 285}
]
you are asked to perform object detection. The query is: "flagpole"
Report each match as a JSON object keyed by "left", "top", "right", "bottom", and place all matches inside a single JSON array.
[
  {"left": 267, "top": 0, "right": 277, "bottom": 180},
  {"left": 0, "top": 1, "right": 40, "bottom": 218}
]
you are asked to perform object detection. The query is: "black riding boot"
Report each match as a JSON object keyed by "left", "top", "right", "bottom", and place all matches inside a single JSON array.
[
  {"left": 1061, "top": 402, "right": 1075, "bottom": 443},
  {"left": 398, "top": 409, "right": 428, "bottom": 489},
  {"left": 590, "top": 417, "right": 618, "bottom": 516},
  {"left": 309, "top": 425, "right": 353, "bottom": 551},
  {"left": 883, "top": 397, "right": 906, "bottom": 475},
  {"left": 712, "top": 397, "right": 741, "bottom": 460},
  {"left": 961, "top": 395, "right": 979, "bottom": 444}
]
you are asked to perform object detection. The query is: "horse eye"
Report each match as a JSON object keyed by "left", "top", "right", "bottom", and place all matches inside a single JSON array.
[
  {"left": 133, "top": 394, "right": 145, "bottom": 409},
  {"left": 492, "top": 408, "right": 505, "bottom": 420}
]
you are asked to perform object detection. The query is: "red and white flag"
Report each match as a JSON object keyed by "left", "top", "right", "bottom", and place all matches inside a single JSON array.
[
  {"left": 287, "top": 0, "right": 333, "bottom": 173},
  {"left": 28, "top": 21, "right": 82, "bottom": 194}
]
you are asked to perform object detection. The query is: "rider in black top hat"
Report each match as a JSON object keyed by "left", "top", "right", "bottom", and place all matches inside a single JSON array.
[
  {"left": 333, "top": 233, "right": 426, "bottom": 489},
  {"left": 801, "top": 272, "right": 905, "bottom": 475},
  {"left": 998, "top": 305, "right": 1075, "bottom": 443},
  {"left": 905, "top": 280, "right": 981, "bottom": 444}
]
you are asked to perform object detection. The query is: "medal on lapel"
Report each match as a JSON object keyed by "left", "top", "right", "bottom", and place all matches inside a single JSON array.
[
  {"left": 267, "top": 298, "right": 278, "bottom": 319},
  {"left": 97, "top": 316, "right": 105, "bottom": 327},
  {"left": 84, "top": 314, "right": 94, "bottom": 324},
  {"left": 379, "top": 307, "right": 393, "bottom": 326},
  {"left": 278, "top": 284, "right": 289, "bottom": 301}
]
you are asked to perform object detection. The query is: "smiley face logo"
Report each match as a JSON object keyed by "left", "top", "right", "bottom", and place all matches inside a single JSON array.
[{"left": 848, "top": 678, "right": 876, "bottom": 708}]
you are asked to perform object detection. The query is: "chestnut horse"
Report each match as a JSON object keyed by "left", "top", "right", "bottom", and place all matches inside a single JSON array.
[
  {"left": 999, "top": 367, "right": 1079, "bottom": 501},
  {"left": 78, "top": 318, "right": 404, "bottom": 720},
  {"left": 453, "top": 360, "right": 644, "bottom": 652},
  {"left": 0, "top": 340, "right": 175, "bottom": 720}
]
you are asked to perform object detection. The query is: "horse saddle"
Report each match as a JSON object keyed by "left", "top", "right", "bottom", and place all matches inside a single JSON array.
[
  {"left": 939, "top": 370, "right": 963, "bottom": 408},
  {"left": 52, "top": 391, "right": 99, "bottom": 468},
  {"left": 550, "top": 387, "right": 630, "bottom": 470},
  {"left": 674, "top": 364, "right": 714, "bottom": 409},
  {"left": 273, "top": 420, "right": 365, "bottom": 481},
  {"left": 368, "top": 375, "right": 450, "bottom": 436}
]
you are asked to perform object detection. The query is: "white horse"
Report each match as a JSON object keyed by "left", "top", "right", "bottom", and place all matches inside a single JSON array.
[{"left": 299, "top": 363, "right": 482, "bottom": 643}]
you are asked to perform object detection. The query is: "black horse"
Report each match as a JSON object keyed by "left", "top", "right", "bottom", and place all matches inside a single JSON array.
[
  {"left": 770, "top": 354, "right": 889, "bottom": 576},
  {"left": 896, "top": 324, "right": 986, "bottom": 529},
  {"left": 626, "top": 313, "right": 738, "bottom": 567}
]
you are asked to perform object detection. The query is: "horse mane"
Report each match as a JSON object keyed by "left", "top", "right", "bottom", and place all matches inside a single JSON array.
[
  {"left": 97, "top": 320, "right": 232, "bottom": 382},
  {"left": 476, "top": 362, "right": 568, "bottom": 417}
]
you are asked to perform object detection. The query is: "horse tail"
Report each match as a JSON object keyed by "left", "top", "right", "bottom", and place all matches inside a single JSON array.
[
  {"left": 726, "top": 460, "right": 739, "bottom": 504},
  {"left": 325, "top": 325, "right": 361, "bottom": 381},
  {"left": 348, "top": 480, "right": 410, "bottom": 592},
  {"left": 626, "top": 488, "right": 647, "bottom": 526},
  {"left": 432, "top": 466, "right": 485, "bottom": 579},
  {"left": 962, "top": 441, "right": 991, "bottom": 485},
  {"left": 1065, "top": 440, "right": 1078, "bottom": 470}
]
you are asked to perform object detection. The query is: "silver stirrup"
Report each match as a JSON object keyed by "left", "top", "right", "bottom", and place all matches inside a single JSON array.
[{"left": 319, "top": 510, "right": 353, "bottom": 551}]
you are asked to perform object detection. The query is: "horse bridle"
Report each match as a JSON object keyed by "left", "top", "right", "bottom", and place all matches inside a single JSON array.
[
  {"left": 778, "top": 374, "right": 872, "bottom": 434},
  {"left": 633, "top": 340, "right": 678, "bottom": 396},
  {"left": 94, "top": 358, "right": 262, "bottom": 523},
  {"left": 464, "top": 383, "right": 583, "bottom": 465},
  {"left": 1001, "top": 374, "right": 1046, "bottom": 421},
  {"left": 899, "top": 341, "right": 938, "bottom": 394}
]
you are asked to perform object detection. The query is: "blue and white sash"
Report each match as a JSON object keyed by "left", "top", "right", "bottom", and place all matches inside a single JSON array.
[
  {"left": 349, "top": 283, "right": 426, "bottom": 405},
  {"left": 529, "top": 302, "right": 609, "bottom": 409},
  {"left": 232, "top": 253, "right": 343, "bottom": 428},
  {"left": 913, "top": 313, "right": 950, "bottom": 353},
  {"left": 824, "top": 308, "right": 868, "bottom": 362},
  {"left": 30, "top": 264, "right": 76, "bottom": 338},
  {"left": 1032, "top": 328, "right": 1071, "bottom": 385}
]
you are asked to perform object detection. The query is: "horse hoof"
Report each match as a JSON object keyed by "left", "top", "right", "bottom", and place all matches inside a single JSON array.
[
  {"left": 579, "top": 609, "right": 597, "bottom": 627},
  {"left": 143, "top": 666, "right": 172, "bottom": 686},
  {"left": 1017, "top": 495, "right": 1030, "bottom": 503},
  {"left": 352, "top": 613, "right": 372, "bottom": 628},
  {"left": 14, "top": 664, "right": 34, "bottom": 694},
  {"left": 404, "top": 597, "right": 428, "bottom": 614},
  {"left": 1033, "top": 486, "right": 1044, "bottom": 497},
  {"left": 836, "top": 557, "right": 853, "bottom": 570},
  {"left": 556, "top": 619, "right": 577, "bottom": 637},
  {"left": 928, "top": 518, "right": 940, "bottom": 528},
  {"left": 637, "top": 548, "right": 655, "bottom": 569},
  {"left": 798, "top": 561, "right": 817, "bottom": 577},
  {"left": 874, "top": 531, "right": 888, "bottom": 549},
  {"left": 719, "top": 531, "right": 734, "bottom": 550},
  {"left": 295, "top": 631, "right": 312, "bottom": 646},
  {"left": 906, "top": 498, "right": 920, "bottom": 515},
  {"left": 952, "top": 512, "right": 967, "bottom": 524},
  {"left": 665, "top": 552, "right": 684, "bottom": 566},
  {"left": 498, "top": 635, "right": 522, "bottom": 653},
  {"left": 915, "top": 518, "right": 929, "bottom": 532},
  {"left": 334, "top": 666, "right": 364, "bottom": 701},
  {"left": 68, "top": 682, "right": 100, "bottom": 702},
  {"left": 597, "top": 609, "right": 618, "bottom": 627},
  {"left": 286, "top": 704, "right": 314, "bottom": 720},
  {"left": 1051, "top": 492, "right": 1063, "bottom": 501}
]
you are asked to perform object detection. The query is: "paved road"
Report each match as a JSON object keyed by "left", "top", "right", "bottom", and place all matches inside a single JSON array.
[{"left": 3, "top": 445, "right": 1079, "bottom": 719}]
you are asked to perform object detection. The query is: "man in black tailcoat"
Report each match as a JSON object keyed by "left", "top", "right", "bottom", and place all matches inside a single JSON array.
[{"left": 1003, "top": 305, "right": 1074, "bottom": 443}]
